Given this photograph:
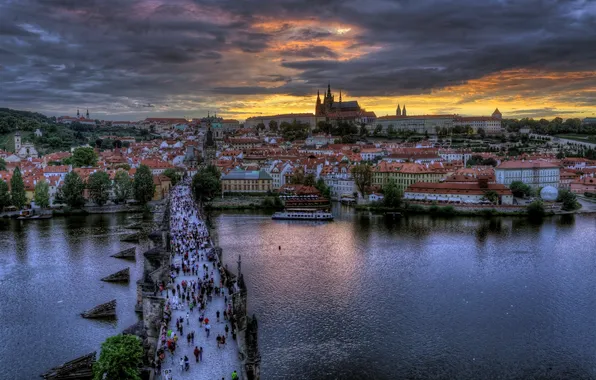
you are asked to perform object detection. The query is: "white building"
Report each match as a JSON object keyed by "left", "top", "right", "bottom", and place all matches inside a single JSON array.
[
  {"left": 495, "top": 160, "right": 560, "bottom": 189},
  {"left": 453, "top": 116, "right": 502, "bottom": 134},
  {"left": 244, "top": 113, "right": 324, "bottom": 129},
  {"left": 376, "top": 115, "right": 456, "bottom": 134},
  {"left": 323, "top": 174, "right": 357, "bottom": 200}
]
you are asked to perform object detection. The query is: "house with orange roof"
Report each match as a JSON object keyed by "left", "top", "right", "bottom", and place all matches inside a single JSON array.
[
  {"left": 404, "top": 179, "right": 514, "bottom": 205},
  {"left": 495, "top": 160, "right": 560, "bottom": 188},
  {"left": 571, "top": 175, "right": 596, "bottom": 194},
  {"left": 372, "top": 161, "right": 448, "bottom": 190}
]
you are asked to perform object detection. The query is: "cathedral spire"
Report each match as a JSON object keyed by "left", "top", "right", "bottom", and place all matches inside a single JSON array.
[
  {"left": 86, "top": 109, "right": 89, "bottom": 119},
  {"left": 396, "top": 104, "right": 401, "bottom": 116},
  {"left": 339, "top": 90, "right": 342, "bottom": 103},
  {"left": 327, "top": 82, "right": 331, "bottom": 97},
  {"left": 77, "top": 109, "right": 80, "bottom": 117},
  {"left": 402, "top": 104, "right": 407, "bottom": 116}
]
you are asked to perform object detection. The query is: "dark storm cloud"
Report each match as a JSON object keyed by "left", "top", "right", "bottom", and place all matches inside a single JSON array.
[
  {"left": 0, "top": 0, "right": 595, "bottom": 114},
  {"left": 280, "top": 45, "right": 338, "bottom": 59}
]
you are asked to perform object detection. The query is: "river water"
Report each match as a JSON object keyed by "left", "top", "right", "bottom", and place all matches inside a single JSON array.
[
  {"left": 213, "top": 205, "right": 596, "bottom": 379},
  {"left": 0, "top": 214, "right": 145, "bottom": 380},
  {"left": 2, "top": 209, "right": 596, "bottom": 379}
]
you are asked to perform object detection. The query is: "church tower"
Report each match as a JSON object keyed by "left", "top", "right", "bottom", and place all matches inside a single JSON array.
[
  {"left": 203, "top": 126, "right": 217, "bottom": 166},
  {"left": 86, "top": 109, "right": 89, "bottom": 119},
  {"left": 396, "top": 104, "right": 401, "bottom": 116},
  {"left": 14, "top": 131, "right": 21, "bottom": 153},
  {"left": 77, "top": 109, "right": 80, "bottom": 118},
  {"left": 492, "top": 108, "right": 502, "bottom": 120},
  {"left": 402, "top": 105, "right": 407, "bottom": 116},
  {"left": 315, "top": 90, "right": 322, "bottom": 116}
]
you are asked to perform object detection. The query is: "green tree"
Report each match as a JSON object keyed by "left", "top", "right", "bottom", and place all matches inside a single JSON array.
[
  {"left": 557, "top": 189, "right": 580, "bottom": 211},
  {"left": 315, "top": 178, "right": 331, "bottom": 199},
  {"left": 304, "top": 173, "right": 316, "bottom": 187},
  {"left": 268, "top": 120, "right": 278, "bottom": 132},
  {"left": 192, "top": 165, "right": 221, "bottom": 203},
  {"left": 477, "top": 128, "right": 486, "bottom": 139},
  {"left": 133, "top": 164, "right": 155, "bottom": 204},
  {"left": 62, "top": 171, "right": 86, "bottom": 208},
  {"left": 10, "top": 167, "right": 26, "bottom": 209},
  {"left": 374, "top": 124, "right": 383, "bottom": 136},
  {"left": 0, "top": 180, "right": 10, "bottom": 210},
  {"left": 162, "top": 168, "right": 181, "bottom": 186},
  {"left": 289, "top": 171, "right": 305, "bottom": 185},
  {"left": 0, "top": 157, "right": 6, "bottom": 171},
  {"left": 34, "top": 180, "right": 50, "bottom": 208},
  {"left": 351, "top": 164, "right": 372, "bottom": 196},
  {"left": 382, "top": 180, "right": 402, "bottom": 208},
  {"left": 509, "top": 181, "right": 532, "bottom": 198},
  {"left": 482, "top": 190, "right": 499, "bottom": 204},
  {"left": 113, "top": 171, "right": 132, "bottom": 204},
  {"left": 527, "top": 199, "right": 545, "bottom": 219},
  {"left": 93, "top": 334, "right": 143, "bottom": 380},
  {"left": 88, "top": 171, "right": 112, "bottom": 206},
  {"left": 71, "top": 147, "right": 98, "bottom": 167}
]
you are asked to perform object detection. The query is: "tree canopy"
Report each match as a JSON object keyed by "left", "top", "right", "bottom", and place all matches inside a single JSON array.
[
  {"left": 34, "top": 180, "right": 50, "bottom": 208},
  {"left": 557, "top": 189, "right": 581, "bottom": 211},
  {"left": 509, "top": 181, "right": 532, "bottom": 198},
  {"left": 62, "top": 171, "right": 86, "bottom": 208},
  {"left": 192, "top": 165, "right": 221, "bottom": 203},
  {"left": 351, "top": 164, "right": 373, "bottom": 196},
  {"left": 10, "top": 167, "right": 26, "bottom": 209},
  {"left": 0, "top": 180, "right": 10, "bottom": 210},
  {"left": 162, "top": 168, "right": 181, "bottom": 186},
  {"left": 88, "top": 171, "right": 112, "bottom": 206},
  {"left": 133, "top": 164, "right": 155, "bottom": 204},
  {"left": 93, "top": 334, "right": 143, "bottom": 380},
  {"left": 113, "top": 171, "right": 132, "bottom": 204},
  {"left": 70, "top": 147, "right": 98, "bottom": 167},
  {"left": 382, "top": 179, "right": 402, "bottom": 208}
]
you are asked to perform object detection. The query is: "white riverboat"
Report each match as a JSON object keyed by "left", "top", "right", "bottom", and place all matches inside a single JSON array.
[{"left": 272, "top": 209, "right": 334, "bottom": 221}]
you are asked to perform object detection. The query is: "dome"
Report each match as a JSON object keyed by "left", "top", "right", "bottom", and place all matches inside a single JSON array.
[{"left": 540, "top": 186, "right": 558, "bottom": 202}]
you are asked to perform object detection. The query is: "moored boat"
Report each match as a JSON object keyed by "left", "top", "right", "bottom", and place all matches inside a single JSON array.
[{"left": 272, "top": 209, "right": 334, "bottom": 221}]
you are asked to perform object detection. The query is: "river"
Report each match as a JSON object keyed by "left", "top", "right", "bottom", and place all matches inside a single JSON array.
[
  {"left": 0, "top": 214, "right": 145, "bottom": 380},
  {"left": 2, "top": 209, "right": 596, "bottom": 379},
  {"left": 213, "top": 205, "right": 596, "bottom": 379}
]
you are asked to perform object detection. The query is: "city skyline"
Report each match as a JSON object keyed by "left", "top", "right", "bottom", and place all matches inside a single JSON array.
[{"left": 1, "top": 0, "right": 595, "bottom": 120}]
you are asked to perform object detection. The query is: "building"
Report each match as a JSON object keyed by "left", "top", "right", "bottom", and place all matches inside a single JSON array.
[
  {"left": 495, "top": 160, "right": 560, "bottom": 189},
  {"left": 570, "top": 175, "right": 596, "bottom": 194},
  {"left": 453, "top": 116, "right": 502, "bottom": 134},
  {"left": 315, "top": 83, "right": 375, "bottom": 123},
  {"left": 14, "top": 132, "right": 39, "bottom": 159},
  {"left": 221, "top": 169, "right": 273, "bottom": 194},
  {"left": 244, "top": 113, "right": 323, "bottom": 129},
  {"left": 222, "top": 119, "right": 240, "bottom": 132},
  {"left": 376, "top": 114, "right": 456, "bottom": 135},
  {"left": 323, "top": 174, "right": 357, "bottom": 200},
  {"left": 372, "top": 161, "right": 448, "bottom": 190},
  {"left": 404, "top": 179, "right": 514, "bottom": 205},
  {"left": 203, "top": 127, "right": 217, "bottom": 166}
]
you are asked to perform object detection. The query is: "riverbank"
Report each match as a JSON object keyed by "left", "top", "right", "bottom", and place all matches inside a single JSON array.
[
  {"left": 354, "top": 202, "right": 551, "bottom": 217},
  {"left": 207, "top": 195, "right": 283, "bottom": 211}
]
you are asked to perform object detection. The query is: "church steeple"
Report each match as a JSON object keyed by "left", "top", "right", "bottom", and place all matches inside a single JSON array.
[
  {"left": 402, "top": 104, "right": 407, "bottom": 116},
  {"left": 77, "top": 109, "right": 80, "bottom": 117},
  {"left": 396, "top": 104, "right": 401, "bottom": 116},
  {"left": 86, "top": 109, "right": 89, "bottom": 119}
]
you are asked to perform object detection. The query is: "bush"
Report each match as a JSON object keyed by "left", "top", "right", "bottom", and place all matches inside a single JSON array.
[{"left": 527, "top": 199, "right": 546, "bottom": 219}]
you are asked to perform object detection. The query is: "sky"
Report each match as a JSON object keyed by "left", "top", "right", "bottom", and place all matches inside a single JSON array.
[{"left": 0, "top": 0, "right": 595, "bottom": 121}]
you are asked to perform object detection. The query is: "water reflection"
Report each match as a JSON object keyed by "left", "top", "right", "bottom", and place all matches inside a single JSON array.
[
  {"left": 0, "top": 214, "right": 144, "bottom": 380},
  {"left": 214, "top": 210, "right": 596, "bottom": 380}
]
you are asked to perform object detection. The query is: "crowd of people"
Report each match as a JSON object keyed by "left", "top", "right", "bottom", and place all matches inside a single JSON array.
[{"left": 153, "top": 181, "right": 241, "bottom": 379}]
